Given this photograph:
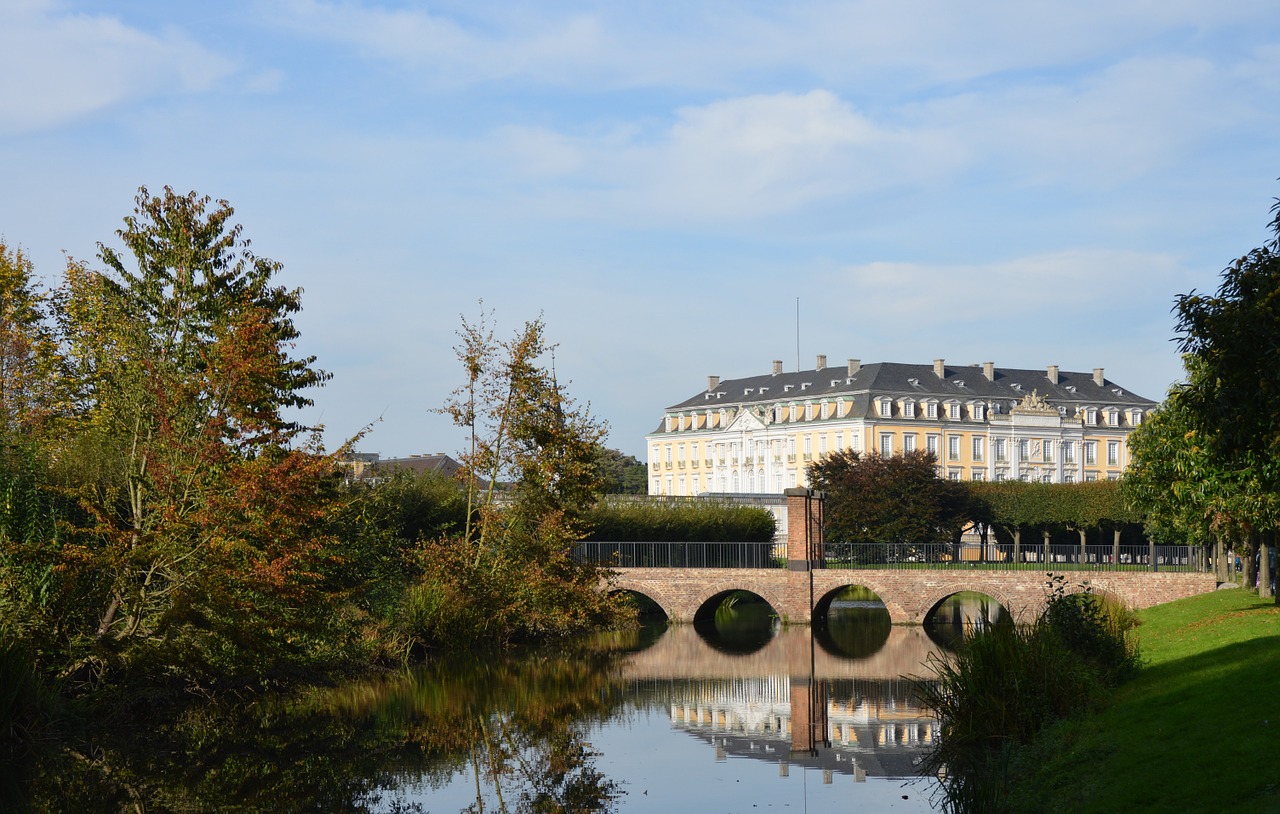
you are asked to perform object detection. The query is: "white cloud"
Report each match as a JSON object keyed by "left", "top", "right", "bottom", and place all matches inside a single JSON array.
[
  {"left": 0, "top": 0, "right": 235, "bottom": 133},
  {"left": 264, "top": 0, "right": 1277, "bottom": 92},
  {"left": 269, "top": 0, "right": 607, "bottom": 85},
  {"left": 836, "top": 249, "right": 1187, "bottom": 319}
]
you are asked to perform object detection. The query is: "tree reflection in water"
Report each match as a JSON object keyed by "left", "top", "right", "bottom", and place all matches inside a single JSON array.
[{"left": 9, "top": 648, "right": 627, "bottom": 814}]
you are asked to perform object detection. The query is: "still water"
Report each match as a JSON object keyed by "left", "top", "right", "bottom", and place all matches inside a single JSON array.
[{"left": 10, "top": 593, "right": 998, "bottom": 813}]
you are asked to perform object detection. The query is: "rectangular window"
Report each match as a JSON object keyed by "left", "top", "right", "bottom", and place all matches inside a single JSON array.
[
  {"left": 994, "top": 438, "right": 1007, "bottom": 462},
  {"left": 879, "top": 400, "right": 892, "bottom": 417},
  {"left": 973, "top": 403, "right": 985, "bottom": 421},
  {"left": 1043, "top": 440, "right": 1054, "bottom": 462},
  {"left": 1085, "top": 472, "right": 1099, "bottom": 482},
  {"left": 948, "top": 435, "right": 961, "bottom": 461},
  {"left": 1064, "top": 473, "right": 1075, "bottom": 483},
  {"left": 972, "top": 436, "right": 985, "bottom": 462},
  {"left": 665, "top": 446, "right": 672, "bottom": 463},
  {"left": 880, "top": 434, "right": 893, "bottom": 456},
  {"left": 788, "top": 438, "right": 796, "bottom": 456},
  {"left": 1107, "top": 441, "right": 1119, "bottom": 466},
  {"left": 1085, "top": 441, "right": 1097, "bottom": 466},
  {"left": 819, "top": 434, "right": 828, "bottom": 455},
  {"left": 927, "top": 402, "right": 938, "bottom": 419},
  {"left": 803, "top": 435, "right": 812, "bottom": 456},
  {"left": 904, "top": 434, "right": 917, "bottom": 453},
  {"left": 904, "top": 401, "right": 916, "bottom": 418},
  {"left": 1064, "top": 442, "right": 1075, "bottom": 464},
  {"left": 948, "top": 403, "right": 960, "bottom": 420},
  {"left": 971, "top": 469, "right": 986, "bottom": 481},
  {"left": 948, "top": 469, "right": 962, "bottom": 481},
  {"left": 834, "top": 433, "right": 844, "bottom": 451},
  {"left": 927, "top": 434, "right": 940, "bottom": 455},
  {"left": 1018, "top": 439, "right": 1029, "bottom": 460}
]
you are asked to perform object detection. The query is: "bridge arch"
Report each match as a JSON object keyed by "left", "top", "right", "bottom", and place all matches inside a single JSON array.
[
  {"left": 918, "top": 585, "right": 1022, "bottom": 626},
  {"left": 689, "top": 580, "right": 787, "bottom": 623},
  {"left": 606, "top": 578, "right": 677, "bottom": 622}
]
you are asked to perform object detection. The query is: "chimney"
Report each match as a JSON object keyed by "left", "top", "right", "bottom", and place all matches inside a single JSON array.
[
  {"left": 1047, "top": 365, "right": 1059, "bottom": 385},
  {"left": 707, "top": 375, "right": 720, "bottom": 391},
  {"left": 1093, "top": 368, "right": 1105, "bottom": 387},
  {"left": 772, "top": 360, "right": 783, "bottom": 376},
  {"left": 982, "top": 362, "right": 995, "bottom": 382},
  {"left": 934, "top": 358, "right": 946, "bottom": 379},
  {"left": 816, "top": 354, "right": 827, "bottom": 371},
  {"left": 847, "top": 358, "right": 861, "bottom": 376}
]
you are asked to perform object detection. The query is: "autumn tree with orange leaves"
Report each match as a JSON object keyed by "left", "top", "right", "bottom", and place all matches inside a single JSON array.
[{"left": 1, "top": 188, "right": 358, "bottom": 694}]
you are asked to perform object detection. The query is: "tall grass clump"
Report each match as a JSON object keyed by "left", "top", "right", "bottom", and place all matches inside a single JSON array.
[
  {"left": 583, "top": 498, "right": 775, "bottom": 542},
  {"left": 915, "top": 575, "right": 1140, "bottom": 813},
  {"left": 0, "top": 635, "right": 51, "bottom": 745}
]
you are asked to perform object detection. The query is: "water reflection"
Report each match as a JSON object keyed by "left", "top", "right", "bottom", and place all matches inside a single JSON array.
[
  {"left": 924, "top": 592, "right": 1011, "bottom": 650},
  {"left": 692, "top": 592, "right": 779, "bottom": 654},
  {"left": 10, "top": 620, "right": 946, "bottom": 813},
  {"left": 815, "top": 587, "right": 893, "bottom": 659}
]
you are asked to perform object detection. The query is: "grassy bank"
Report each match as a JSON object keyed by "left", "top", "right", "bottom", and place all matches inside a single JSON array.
[{"left": 1008, "top": 588, "right": 1280, "bottom": 813}]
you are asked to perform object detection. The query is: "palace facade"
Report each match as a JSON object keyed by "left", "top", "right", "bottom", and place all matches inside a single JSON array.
[{"left": 645, "top": 356, "right": 1158, "bottom": 496}]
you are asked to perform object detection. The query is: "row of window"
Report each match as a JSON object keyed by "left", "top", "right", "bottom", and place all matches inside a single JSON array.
[
  {"left": 654, "top": 435, "right": 1123, "bottom": 471},
  {"left": 662, "top": 402, "right": 1146, "bottom": 432}
]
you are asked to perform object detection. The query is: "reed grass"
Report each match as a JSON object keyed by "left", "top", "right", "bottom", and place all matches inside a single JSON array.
[{"left": 915, "top": 576, "right": 1139, "bottom": 812}]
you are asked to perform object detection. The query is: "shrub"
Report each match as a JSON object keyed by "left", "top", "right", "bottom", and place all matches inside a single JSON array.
[
  {"left": 582, "top": 499, "right": 775, "bottom": 542},
  {"left": 915, "top": 575, "right": 1140, "bottom": 812}
]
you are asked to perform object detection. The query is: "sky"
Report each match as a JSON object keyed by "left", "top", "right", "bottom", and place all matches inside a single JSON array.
[{"left": 2, "top": 0, "right": 1279, "bottom": 459}]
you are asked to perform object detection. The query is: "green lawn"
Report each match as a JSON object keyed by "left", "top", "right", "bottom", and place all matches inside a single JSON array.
[{"left": 1009, "top": 588, "right": 1280, "bottom": 813}]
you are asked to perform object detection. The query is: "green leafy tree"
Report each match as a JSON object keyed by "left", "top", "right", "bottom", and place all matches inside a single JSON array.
[
  {"left": 408, "top": 311, "right": 624, "bottom": 649},
  {"left": 595, "top": 447, "right": 647, "bottom": 495},
  {"left": 27, "top": 187, "right": 348, "bottom": 691},
  {"left": 1165, "top": 197, "right": 1280, "bottom": 599},
  {"left": 807, "top": 449, "right": 972, "bottom": 554}
]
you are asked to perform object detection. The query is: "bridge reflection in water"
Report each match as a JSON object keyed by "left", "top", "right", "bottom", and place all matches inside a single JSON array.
[{"left": 616, "top": 620, "right": 950, "bottom": 782}]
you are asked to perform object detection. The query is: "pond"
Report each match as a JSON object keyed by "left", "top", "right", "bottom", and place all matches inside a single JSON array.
[{"left": 10, "top": 591, "right": 999, "bottom": 813}]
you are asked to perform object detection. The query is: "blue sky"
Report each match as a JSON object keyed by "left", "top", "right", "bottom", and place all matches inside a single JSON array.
[{"left": 2, "top": 0, "right": 1279, "bottom": 458}]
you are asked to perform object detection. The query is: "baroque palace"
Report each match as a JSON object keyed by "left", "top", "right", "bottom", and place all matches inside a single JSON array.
[{"left": 646, "top": 356, "right": 1157, "bottom": 496}]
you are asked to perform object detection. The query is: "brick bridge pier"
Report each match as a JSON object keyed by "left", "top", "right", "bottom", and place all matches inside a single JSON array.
[{"left": 607, "top": 489, "right": 1218, "bottom": 625}]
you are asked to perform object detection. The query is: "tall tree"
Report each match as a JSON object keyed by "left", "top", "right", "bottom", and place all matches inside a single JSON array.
[
  {"left": 1171, "top": 197, "right": 1280, "bottom": 599},
  {"left": 808, "top": 449, "right": 972, "bottom": 551},
  {"left": 54, "top": 187, "right": 343, "bottom": 687},
  {"left": 0, "top": 241, "right": 61, "bottom": 437}
]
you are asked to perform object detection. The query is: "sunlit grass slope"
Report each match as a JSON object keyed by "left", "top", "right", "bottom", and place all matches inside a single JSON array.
[{"left": 1010, "top": 588, "right": 1279, "bottom": 813}]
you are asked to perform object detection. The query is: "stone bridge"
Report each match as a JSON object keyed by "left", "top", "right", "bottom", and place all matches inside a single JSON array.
[
  {"left": 604, "top": 489, "right": 1218, "bottom": 625},
  {"left": 608, "top": 565, "right": 1216, "bottom": 624}
]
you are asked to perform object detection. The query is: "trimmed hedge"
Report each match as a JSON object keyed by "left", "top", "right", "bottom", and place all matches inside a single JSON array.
[{"left": 582, "top": 499, "right": 776, "bottom": 542}]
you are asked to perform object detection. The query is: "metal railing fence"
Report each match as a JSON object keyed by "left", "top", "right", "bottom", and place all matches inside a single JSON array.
[
  {"left": 822, "top": 542, "right": 1198, "bottom": 572},
  {"left": 572, "top": 541, "right": 784, "bottom": 569},
  {"left": 573, "top": 541, "right": 1201, "bottom": 572}
]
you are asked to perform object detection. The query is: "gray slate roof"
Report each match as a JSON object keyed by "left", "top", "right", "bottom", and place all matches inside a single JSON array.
[{"left": 660, "top": 362, "right": 1157, "bottom": 426}]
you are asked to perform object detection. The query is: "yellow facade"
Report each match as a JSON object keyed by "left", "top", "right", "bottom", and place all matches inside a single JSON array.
[{"left": 646, "top": 359, "right": 1153, "bottom": 496}]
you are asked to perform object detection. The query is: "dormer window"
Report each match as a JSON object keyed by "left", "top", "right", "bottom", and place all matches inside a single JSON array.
[
  {"left": 784, "top": 385, "right": 794, "bottom": 393},
  {"left": 1066, "top": 385, "right": 1077, "bottom": 393},
  {"left": 1107, "top": 408, "right": 1119, "bottom": 427},
  {"left": 947, "top": 402, "right": 961, "bottom": 420},
  {"left": 908, "top": 377, "right": 920, "bottom": 387},
  {"left": 1131, "top": 409, "right": 1144, "bottom": 425},
  {"left": 954, "top": 380, "right": 965, "bottom": 388},
  {"left": 1085, "top": 407, "right": 1098, "bottom": 426},
  {"left": 972, "top": 403, "right": 985, "bottom": 421},
  {"left": 801, "top": 382, "right": 811, "bottom": 390},
  {"left": 1010, "top": 383, "right": 1022, "bottom": 392},
  {"left": 665, "top": 415, "right": 674, "bottom": 431},
  {"left": 926, "top": 401, "right": 938, "bottom": 420},
  {"left": 878, "top": 399, "right": 892, "bottom": 418},
  {"left": 903, "top": 400, "right": 917, "bottom": 418}
]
